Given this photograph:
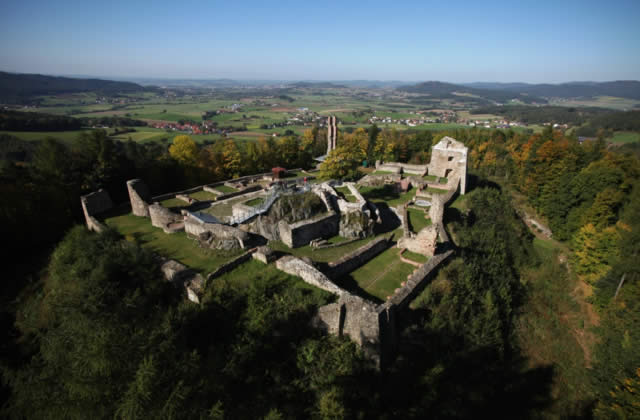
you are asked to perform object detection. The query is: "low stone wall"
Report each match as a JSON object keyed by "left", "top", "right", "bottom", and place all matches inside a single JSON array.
[
  {"left": 276, "top": 256, "right": 346, "bottom": 296},
  {"left": 160, "top": 259, "right": 205, "bottom": 304},
  {"left": 184, "top": 215, "right": 250, "bottom": 249},
  {"left": 215, "top": 185, "right": 263, "bottom": 202},
  {"left": 325, "top": 236, "right": 391, "bottom": 280},
  {"left": 149, "top": 203, "right": 183, "bottom": 233},
  {"left": 388, "top": 250, "right": 454, "bottom": 309},
  {"left": 357, "top": 173, "right": 402, "bottom": 187},
  {"left": 376, "top": 161, "right": 428, "bottom": 176},
  {"left": 206, "top": 249, "right": 256, "bottom": 283},
  {"left": 279, "top": 211, "right": 340, "bottom": 248},
  {"left": 151, "top": 185, "right": 204, "bottom": 202},
  {"left": 397, "top": 225, "right": 438, "bottom": 256},
  {"left": 399, "top": 204, "right": 410, "bottom": 237}
]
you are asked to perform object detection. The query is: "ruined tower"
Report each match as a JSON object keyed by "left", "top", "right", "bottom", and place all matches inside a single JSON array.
[{"left": 327, "top": 116, "right": 337, "bottom": 154}]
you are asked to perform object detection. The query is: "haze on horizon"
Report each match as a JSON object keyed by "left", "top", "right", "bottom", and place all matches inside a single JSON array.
[{"left": 1, "top": 0, "right": 639, "bottom": 84}]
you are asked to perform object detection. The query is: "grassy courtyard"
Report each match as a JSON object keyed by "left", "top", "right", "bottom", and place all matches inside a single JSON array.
[
  {"left": 189, "top": 190, "right": 219, "bottom": 201},
  {"left": 408, "top": 208, "right": 432, "bottom": 232},
  {"left": 337, "top": 247, "right": 415, "bottom": 302},
  {"left": 104, "top": 212, "right": 242, "bottom": 275}
]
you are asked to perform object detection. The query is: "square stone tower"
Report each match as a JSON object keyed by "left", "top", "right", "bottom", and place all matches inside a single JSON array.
[{"left": 428, "top": 136, "right": 468, "bottom": 194}]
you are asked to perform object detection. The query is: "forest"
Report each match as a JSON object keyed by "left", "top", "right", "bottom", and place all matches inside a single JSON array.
[{"left": 1, "top": 123, "right": 638, "bottom": 418}]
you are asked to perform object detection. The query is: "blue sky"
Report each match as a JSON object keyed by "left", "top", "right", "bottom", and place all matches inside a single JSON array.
[{"left": 1, "top": 0, "right": 638, "bottom": 82}]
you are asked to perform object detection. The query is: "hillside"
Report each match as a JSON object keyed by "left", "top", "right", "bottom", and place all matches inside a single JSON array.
[
  {"left": 466, "top": 80, "right": 640, "bottom": 100},
  {"left": 0, "top": 72, "right": 152, "bottom": 102},
  {"left": 396, "top": 81, "right": 545, "bottom": 104}
]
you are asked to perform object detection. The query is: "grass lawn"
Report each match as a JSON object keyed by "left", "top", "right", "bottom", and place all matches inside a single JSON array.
[
  {"left": 203, "top": 259, "right": 334, "bottom": 304},
  {"left": 426, "top": 187, "right": 449, "bottom": 194},
  {"left": 337, "top": 247, "right": 415, "bottom": 302},
  {"left": 423, "top": 175, "right": 437, "bottom": 181},
  {"left": 438, "top": 177, "right": 448, "bottom": 184},
  {"left": 214, "top": 185, "right": 238, "bottom": 193},
  {"left": 609, "top": 131, "right": 640, "bottom": 144},
  {"left": 160, "top": 197, "right": 190, "bottom": 209},
  {"left": 401, "top": 250, "right": 429, "bottom": 264},
  {"left": 244, "top": 197, "right": 264, "bottom": 207},
  {"left": 372, "top": 170, "right": 394, "bottom": 175},
  {"left": 334, "top": 186, "right": 357, "bottom": 202},
  {"left": 189, "top": 190, "right": 219, "bottom": 201},
  {"left": 268, "top": 234, "right": 380, "bottom": 263},
  {"left": 408, "top": 208, "right": 432, "bottom": 232},
  {"left": 104, "top": 212, "right": 242, "bottom": 275},
  {"left": 359, "top": 185, "right": 417, "bottom": 207}
]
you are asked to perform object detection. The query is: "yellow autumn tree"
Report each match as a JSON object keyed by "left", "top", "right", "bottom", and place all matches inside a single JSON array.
[
  {"left": 221, "top": 140, "right": 241, "bottom": 178},
  {"left": 168, "top": 135, "right": 198, "bottom": 166},
  {"left": 572, "top": 223, "right": 620, "bottom": 283}
]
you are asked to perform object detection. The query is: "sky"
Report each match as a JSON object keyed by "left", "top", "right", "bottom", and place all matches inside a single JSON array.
[{"left": 1, "top": 0, "right": 639, "bottom": 83}]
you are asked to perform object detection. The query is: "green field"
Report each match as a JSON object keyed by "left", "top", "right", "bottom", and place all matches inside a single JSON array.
[
  {"left": 104, "top": 211, "right": 242, "bottom": 275},
  {"left": 214, "top": 185, "right": 238, "bottom": 193},
  {"left": 609, "top": 131, "right": 640, "bottom": 144},
  {"left": 189, "top": 190, "right": 219, "bottom": 201},
  {"left": 408, "top": 208, "right": 432, "bottom": 232},
  {"left": 337, "top": 247, "right": 415, "bottom": 301}
]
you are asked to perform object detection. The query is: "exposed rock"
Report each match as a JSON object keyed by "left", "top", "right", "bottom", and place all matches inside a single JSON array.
[{"left": 339, "top": 209, "right": 374, "bottom": 239}]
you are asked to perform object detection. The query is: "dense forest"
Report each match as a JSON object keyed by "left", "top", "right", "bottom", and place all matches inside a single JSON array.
[
  {"left": 0, "top": 72, "right": 153, "bottom": 103},
  {"left": 0, "top": 110, "right": 149, "bottom": 131},
  {"left": 1, "top": 123, "right": 639, "bottom": 418}
]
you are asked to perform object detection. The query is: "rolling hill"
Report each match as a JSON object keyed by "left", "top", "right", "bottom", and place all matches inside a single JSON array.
[
  {"left": 464, "top": 80, "right": 640, "bottom": 100},
  {"left": 396, "top": 81, "right": 545, "bottom": 104},
  {"left": 0, "top": 72, "right": 153, "bottom": 103}
]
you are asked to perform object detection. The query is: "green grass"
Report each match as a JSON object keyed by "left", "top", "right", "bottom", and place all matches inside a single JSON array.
[
  {"left": 337, "top": 247, "right": 415, "bottom": 301},
  {"left": 214, "top": 185, "right": 238, "bottom": 193},
  {"left": 609, "top": 131, "right": 640, "bottom": 144},
  {"left": 426, "top": 187, "right": 449, "bottom": 194},
  {"left": 401, "top": 250, "right": 429, "bottom": 264},
  {"left": 359, "top": 185, "right": 417, "bottom": 207},
  {"left": 334, "top": 186, "right": 357, "bottom": 202},
  {"left": 268, "top": 234, "right": 380, "bottom": 263},
  {"left": 438, "top": 177, "right": 448, "bottom": 184},
  {"left": 244, "top": 197, "right": 264, "bottom": 207},
  {"left": 372, "top": 170, "right": 394, "bottom": 175},
  {"left": 189, "top": 190, "right": 219, "bottom": 201},
  {"left": 408, "top": 208, "right": 432, "bottom": 232},
  {"left": 423, "top": 175, "right": 438, "bottom": 181},
  {"left": 160, "top": 198, "right": 189, "bottom": 209},
  {"left": 104, "top": 212, "right": 242, "bottom": 275}
]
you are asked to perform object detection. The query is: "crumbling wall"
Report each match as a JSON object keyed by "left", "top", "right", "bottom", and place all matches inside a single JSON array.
[
  {"left": 279, "top": 211, "right": 339, "bottom": 248},
  {"left": 325, "top": 236, "right": 390, "bottom": 279},
  {"left": 160, "top": 259, "right": 205, "bottom": 303},
  {"left": 127, "top": 179, "right": 151, "bottom": 217},
  {"left": 80, "top": 189, "right": 113, "bottom": 232},
  {"left": 206, "top": 249, "right": 256, "bottom": 282},
  {"left": 397, "top": 225, "right": 439, "bottom": 256},
  {"left": 184, "top": 215, "right": 249, "bottom": 250},
  {"left": 275, "top": 256, "right": 346, "bottom": 296},
  {"left": 389, "top": 250, "right": 454, "bottom": 309},
  {"left": 376, "top": 161, "right": 428, "bottom": 176},
  {"left": 427, "top": 136, "right": 468, "bottom": 194},
  {"left": 149, "top": 203, "right": 183, "bottom": 233}
]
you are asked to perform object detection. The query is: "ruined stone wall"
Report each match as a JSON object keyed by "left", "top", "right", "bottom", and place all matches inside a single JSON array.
[
  {"left": 80, "top": 189, "right": 113, "bottom": 232},
  {"left": 389, "top": 250, "right": 454, "bottom": 309},
  {"left": 151, "top": 185, "right": 203, "bottom": 202},
  {"left": 214, "top": 185, "right": 263, "bottom": 202},
  {"left": 357, "top": 173, "right": 402, "bottom": 186},
  {"left": 160, "top": 259, "right": 205, "bottom": 303},
  {"left": 276, "top": 256, "right": 346, "bottom": 296},
  {"left": 184, "top": 215, "right": 249, "bottom": 249},
  {"left": 149, "top": 203, "right": 183, "bottom": 233},
  {"left": 325, "top": 236, "right": 390, "bottom": 279},
  {"left": 376, "top": 162, "right": 428, "bottom": 176},
  {"left": 399, "top": 204, "right": 410, "bottom": 237},
  {"left": 127, "top": 179, "right": 151, "bottom": 217},
  {"left": 397, "top": 225, "right": 438, "bottom": 256},
  {"left": 428, "top": 182, "right": 458, "bottom": 224},
  {"left": 206, "top": 249, "right": 256, "bottom": 283},
  {"left": 278, "top": 211, "right": 339, "bottom": 248}
]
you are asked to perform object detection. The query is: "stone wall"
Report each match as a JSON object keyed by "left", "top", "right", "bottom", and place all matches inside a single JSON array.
[
  {"left": 127, "top": 179, "right": 151, "bottom": 217},
  {"left": 80, "top": 189, "right": 113, "bottom": 232},
  {"left": 397, "top": 225, "right": 438, "bottom": 256},
  {"left": 206, "top": 249, "right": 256, "bottom": 283},
  {"left": 427, "top": 136, "right": 468, "bottom": 194},
  {"left": 276, "top": 256, "right": 347, "bottom": 296},
  {"left": 278, "top": 211, "right": 340, "bottom": 248},
  {"left": 184, "top": 215, "right": 250, "bottom": 250},
  {"left": 325, "top": 236, "right": 391, "bottom": 279},
  {"left": 389, "top": 250, "right": 454, "bottom": 309},
  {"left": 160, "top": 259, "right": 205, "bottom": 304},
  {"left": 149, "top": 203, "right": 183, "bottom": 233},
  {"left": 376, "top": 161, "right": 428, "bottom": 176},
  {"left": 214, "top": 185, "right": 263, "bottom": 202},
  {"left": 357, "top": 173, "right": 402, "bottom": 187},
  {"left": 428, "top": 182, "right": 458, "bottom": 224}
]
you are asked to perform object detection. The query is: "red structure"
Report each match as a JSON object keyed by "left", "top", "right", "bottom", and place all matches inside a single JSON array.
[{"left": 272, "top": 167, "right": 287, "bottom": 179}]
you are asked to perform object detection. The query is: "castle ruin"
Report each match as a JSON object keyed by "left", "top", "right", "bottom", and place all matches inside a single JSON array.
[{"left": 326, "top": 115, "right": 337, "bottom": 154}]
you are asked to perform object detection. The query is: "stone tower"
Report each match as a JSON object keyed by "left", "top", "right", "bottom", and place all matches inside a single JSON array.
[
  {"left": 327, "top": 116, "right": 337, "bottom": 154},
  {"left": 127, "top": 179, "right": 151, "bottom": 217}
]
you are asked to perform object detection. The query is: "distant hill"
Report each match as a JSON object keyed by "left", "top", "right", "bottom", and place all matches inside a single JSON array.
[
  {"left": 396, "top": 81, "right": 544, "bottom": 104},
  {"left": 288, "top": 81, "right": 347, "bottom": 89},
  {"left": 465, "top": 80, "right": 640, "bottom": 100},
  {"left": 0, "top": 72, "right": 152, "bottom": 103}
]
